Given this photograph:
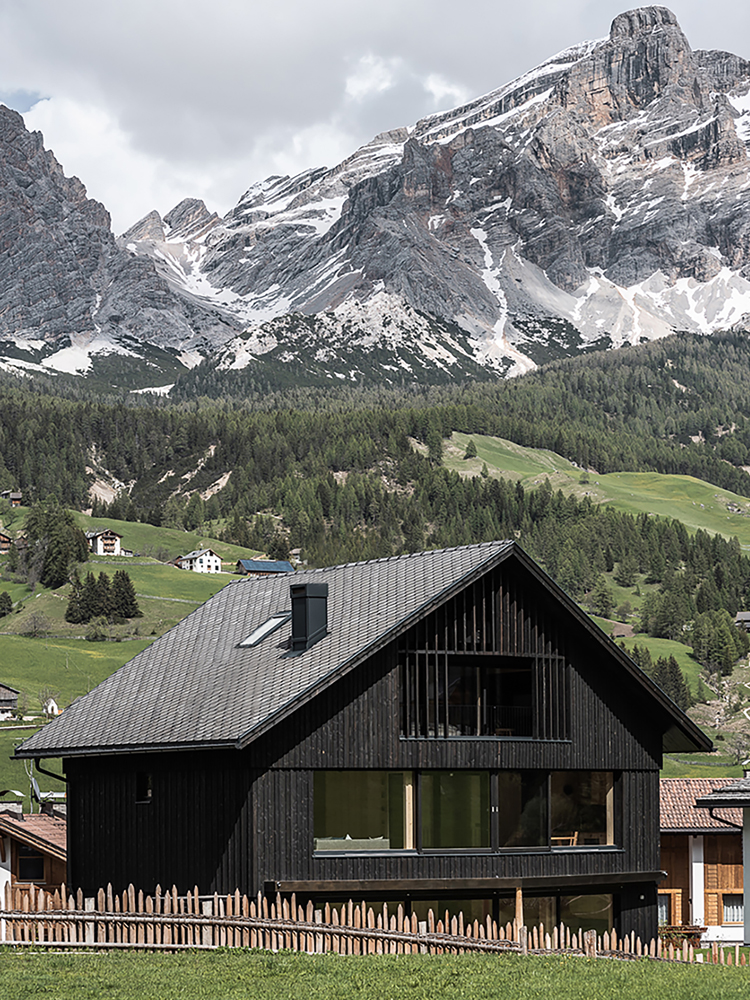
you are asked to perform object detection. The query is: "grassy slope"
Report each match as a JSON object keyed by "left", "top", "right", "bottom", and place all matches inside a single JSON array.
[
  {"left": 0, "top": 952, "right": 746, "bottom": 1000},
  {"left": 448, "top": 433, "right": 750, "bottom": 547},
  {"left": 0, "top": 636, "right": 153, "bottom": 798}
]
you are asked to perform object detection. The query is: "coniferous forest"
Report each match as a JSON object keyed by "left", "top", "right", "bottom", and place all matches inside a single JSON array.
[{"left": 3, "top": 330, "right": 750, "bottom": 694}]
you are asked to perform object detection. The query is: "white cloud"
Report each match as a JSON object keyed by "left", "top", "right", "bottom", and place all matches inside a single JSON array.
[
  {"left": 345, "top": 55, "right": 401, "bottom": 102},
  {"left": 423, "top": 74, "right": 471, "bottom": 112}
]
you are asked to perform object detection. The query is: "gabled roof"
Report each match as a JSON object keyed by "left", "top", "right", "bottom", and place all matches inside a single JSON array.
[
  {"left": 15, "top": 540, "right": 710, "bottom": 759},
  {"left": 85, "top": 529, "right": 123, "bottom": 539},
  {"left": 660, "top": 778, "right": 743, "bottom": 832},
  {"left": 237, "top": 559, "right": 294, "bottom": 574},
  {"left": 0, "top": 813, "right": 67, "bottom": 861}
]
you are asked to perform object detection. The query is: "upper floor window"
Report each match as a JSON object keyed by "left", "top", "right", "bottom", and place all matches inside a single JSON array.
[{"left": 399, "top": 569, "right": 568, "bottom": 740}]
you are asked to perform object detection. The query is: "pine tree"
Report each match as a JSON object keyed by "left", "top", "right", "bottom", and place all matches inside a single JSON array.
[
  {"left": 111, "top": 570, "right": 141, "bottom": 621},
  {"left": 0, "top": 591, "right": 12, "bottom": 617},
  {"left": 463, "top": 439, "right": 478, "bottom": 460},
  {"left": 65, "top": 574, "right": 85, "bottom": 624}
]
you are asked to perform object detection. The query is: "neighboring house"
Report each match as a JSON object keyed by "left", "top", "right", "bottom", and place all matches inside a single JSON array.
[
  {"left": 0, "top": 807, "right": 67, "bottom": 895},
  {"left": 0, "top": 531, "right": 11, "bottom": 555},
  {"left": 659, "top": 778, "right": 743, "bottom": 942},
  {"left": 0, "top": 684, "right": 19, "bottom": 720},
  {"left": 176, "top": 549, "right": 222, "bottom": 573},
  {"left": 0, "top": 491, "right": 22, "bottom": 507},
  {"left": 734, "top": 611, "right": 750, "bottom": 632},
  {"left": 15, "top": 541, "right": 711, "bottom": 941},
  {"left": 85, "top": 529, "right": 123, "bottom": 556},
  {"left": 236, "top": 559, "right": 294, "bottom": 576}
]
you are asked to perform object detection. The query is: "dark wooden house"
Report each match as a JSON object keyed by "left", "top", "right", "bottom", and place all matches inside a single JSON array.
[{"left": 16, "top": 541, "right": 710, "bottom": 940}]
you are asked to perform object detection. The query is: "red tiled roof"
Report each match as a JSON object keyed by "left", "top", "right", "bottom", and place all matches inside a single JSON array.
[
  {"left": 0, "top": 813, "right": 66, "bottom": 860},
  {"left": 660, "top": 778, "right": 743, "bottom": 832}
]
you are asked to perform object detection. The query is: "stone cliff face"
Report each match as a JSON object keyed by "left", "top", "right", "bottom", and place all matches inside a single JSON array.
[
  {"left": 157, "top": 5, "right": 750, "bottom": 383},
  {"left": 0, "top": 107, "right": 239, "bottom": 380},
  {"left": 3, "top": 7, "right": 750, "bottom": 388}
]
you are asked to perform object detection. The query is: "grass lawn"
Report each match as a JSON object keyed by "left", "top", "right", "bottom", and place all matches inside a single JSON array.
[
  {"left": 0, "top": 952, "right": 746, "bottom": 1000},
  {"left": 0, "top": 634, "right": 152, "bottom": 710}
]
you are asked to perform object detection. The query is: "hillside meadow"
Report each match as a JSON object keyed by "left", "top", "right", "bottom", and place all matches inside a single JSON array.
[
  {"left": 0, "top": 951, "right": 746, "bottom": 1000},
  {"left": 447, "top": 432, "right": 750, "bottom": 547}
]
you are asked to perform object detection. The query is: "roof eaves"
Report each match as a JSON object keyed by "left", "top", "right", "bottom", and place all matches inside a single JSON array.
[
  {"left": 0, "top": 818, "right": 67, "bottom": 861},
  {"left": 14, "top": 738, "right": 237, "bottom": 761}
]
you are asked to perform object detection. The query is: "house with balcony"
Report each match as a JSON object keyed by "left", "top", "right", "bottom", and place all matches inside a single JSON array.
[{"left": 15, "top": 541, "right": 711, "bottom": 941}]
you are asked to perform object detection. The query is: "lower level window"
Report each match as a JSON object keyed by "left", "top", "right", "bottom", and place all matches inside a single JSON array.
[
  {"left": 18, "top": 846, "right": 45, "bottom": 883},
  {"left": 314, "top": 771, "right": 413, "bottom": 851},
  {"left": 658, "top": 894, "right": 670, "bottom": 925},
  {"left": 313, "top": 769, "right": 615, "bottom": 852}
]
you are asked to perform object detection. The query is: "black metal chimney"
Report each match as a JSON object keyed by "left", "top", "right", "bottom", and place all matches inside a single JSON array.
[{"left": 290, "top": 582, "right": 328, "bottom": 651}]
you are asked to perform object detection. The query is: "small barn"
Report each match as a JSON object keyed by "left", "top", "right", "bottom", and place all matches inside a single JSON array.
[
  {"left": 16, "top": 541, "right": 711, "bottom": 941},
  {"left": 0, "top": 684, "right": 19, "bottom": 719}
]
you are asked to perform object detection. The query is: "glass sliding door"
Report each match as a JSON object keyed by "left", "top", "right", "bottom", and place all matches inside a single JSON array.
[
  {"left": 421, "top": 771, "right": 491, "bottom": 849},
  {"left": 497, "top": 771, "right": 548, "bottom": 848}
]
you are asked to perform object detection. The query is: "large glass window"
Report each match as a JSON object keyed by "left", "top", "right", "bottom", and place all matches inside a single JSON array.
[
  {"left": 497, "top": 771, "right": 548, "bottom": 848},
  {"left": 560, "top": 894, "right": 613, "bottom": 935},
  {"left": 314, "top": 771, "right": 413, "bottom": 851},
  {"left": 550, "top": 772, "right": 614, "bottom": 846},
  {"left": 313, "top": 770, "right": 616, "bottom": 853},
  {"left": 447, "top": 658, "right": 533, "bottom": 737},
  {"left": 421, "top": 772, "right": 490, "bottom": 849}
]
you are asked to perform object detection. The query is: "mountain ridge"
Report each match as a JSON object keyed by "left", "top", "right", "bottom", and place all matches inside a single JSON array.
[{"left": 2, "top": 6, "right": 750, "bottom": 390}]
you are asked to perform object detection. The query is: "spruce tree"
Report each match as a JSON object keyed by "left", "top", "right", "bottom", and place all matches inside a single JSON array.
[{"left": 111, "top": 570, "right": 141, "bottom": 621}]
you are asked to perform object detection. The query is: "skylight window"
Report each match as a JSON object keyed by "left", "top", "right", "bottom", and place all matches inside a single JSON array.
[{"left": 239, "top": 612, "right": 291, "bottom": 648}]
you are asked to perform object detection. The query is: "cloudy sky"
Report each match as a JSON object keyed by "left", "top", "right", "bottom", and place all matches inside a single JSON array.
[{"left": 1, "top": 0, "right": 748, "bottom": 234}]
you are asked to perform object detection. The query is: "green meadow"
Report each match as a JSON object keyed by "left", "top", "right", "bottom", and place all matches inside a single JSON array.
[
  {"left": 0, "top": 951, "right": 745, "bottom": 1000},
  {"left": 447, "top": 432, "right": 750, "bottom": 547}
]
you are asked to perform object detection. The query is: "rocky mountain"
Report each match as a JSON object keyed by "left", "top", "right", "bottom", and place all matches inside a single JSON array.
[
  {"left": 0, "top": 107, "right": 239, "bottom": 387},
  {"left": 3, "top": 6, "right": 750, "bottom": 390}
]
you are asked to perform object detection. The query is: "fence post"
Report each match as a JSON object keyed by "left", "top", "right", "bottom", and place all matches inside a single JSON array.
[
  {"left": 84, "top": 897, "right": 95, "bottom": 945},
  {"left": 519, "top": 925, "right": 528, "bottom": 956},
  {"left": 202, "top": 899, "right": 213, "bottom": 947}
]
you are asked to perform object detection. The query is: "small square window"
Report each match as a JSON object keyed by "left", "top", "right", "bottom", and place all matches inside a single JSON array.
[
  {"left": 723, "top": 894, "right": 744, "bottom": 924},
  {"left": 136, "top": 772, "right": 152, "bottom": 803},
  {"left": 18, "top": 847, "right": 45, "bottom": 883}
]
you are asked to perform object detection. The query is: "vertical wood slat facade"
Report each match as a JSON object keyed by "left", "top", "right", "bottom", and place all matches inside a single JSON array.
[{"left": 63, "top": 553, "right": 677, "bottom": 942}]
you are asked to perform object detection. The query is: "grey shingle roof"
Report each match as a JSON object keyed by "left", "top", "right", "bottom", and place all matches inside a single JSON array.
[
  {"left": 695, "top": 776, "right": 750, "bottom": 808},
  {"left": 16, "top": 541, "right": 514, "bottom": 757}
]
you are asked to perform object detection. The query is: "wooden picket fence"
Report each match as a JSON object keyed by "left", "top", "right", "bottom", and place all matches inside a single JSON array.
[{"left": 0, "top": 882, "right": 743, "bottom": 964}]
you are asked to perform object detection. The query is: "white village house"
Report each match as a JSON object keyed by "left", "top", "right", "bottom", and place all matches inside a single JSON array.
[
  {"left": 176, "top": 549, "right": 222, "bottom": 573},
  {"left": 85, "top": 529, "right": 123, "bottom": 557}
]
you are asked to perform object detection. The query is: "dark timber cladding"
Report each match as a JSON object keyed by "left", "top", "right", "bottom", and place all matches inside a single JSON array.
[{"left": 15, "top": 541, "right": 712, "bottom": 946}]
